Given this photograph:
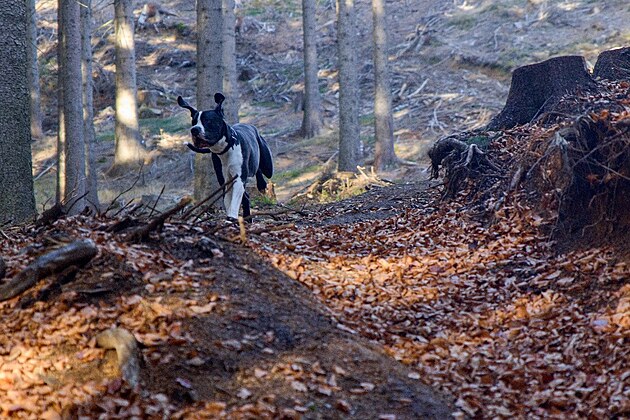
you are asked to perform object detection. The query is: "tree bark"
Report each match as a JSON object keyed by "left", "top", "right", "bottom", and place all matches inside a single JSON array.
[
  {"left": 222, "top": 0, "right": 238, "bottom": 123},
  {"left": 82, "top": 0, "right": 100, "bottom": 210},
  {"left": 27, "top": 0, "right": 43, "bottom": 140},
  {"left": 194, "top": 0, "right": 224, "bottom": 203},
  {"left": 487, "top": 56, "right": 596, "bottom": 130},
  {"left": 0, "top": 2, "right": 36, "bottom": 225},
  {"left": 372, "top": 0, "right": 397, "bottom": 170},
  {"left": 111, "top": 0, "right": 144, "bottom": 174},
  {"left": 56, "top": 3, "right": 66, "bottom": 203},
  {"left": 301, "top": 0, "right": 323, "bottom": 138},
  {"left": 336, "top": 0, "right": 361, "bottom": 172},
  {"left": 60, "top": 0, "right": 87, "bottom": 215}
]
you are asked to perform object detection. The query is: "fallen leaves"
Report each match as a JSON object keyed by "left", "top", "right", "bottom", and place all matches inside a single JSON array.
[{"left": 252, "top": 181, "right": 630, "bottom": 418}]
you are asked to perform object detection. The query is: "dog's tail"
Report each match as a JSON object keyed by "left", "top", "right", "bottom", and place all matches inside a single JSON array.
[
  {"left": 256, "top": 170, "right": 267, "bottom": 192},
  {"left": 256, "top": 130, "right": 273, "bottom": 180}
]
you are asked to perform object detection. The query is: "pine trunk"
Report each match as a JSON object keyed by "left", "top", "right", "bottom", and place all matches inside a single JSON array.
[
  {"left": 0, "top": 2, "right": 36, "bottom": 224},
  {"left": 82, "top": 0, "right": 99, "bottom": 210},
  {"left": 112, "top": 0, "right": 144, "bottom": 174},
  {"left": 301, "top": 0, "right": 323, "bottom": 138},
  {"left": 372, "top": 0, "right": 396, "bottom": 170},
  {"left": 27, "top": 0, "right": 43, "bottom": 140},
  {"left": 222, "top": 0, "right": 239, "bottom": 123},
  {"left": 194, "top": 0, "right": 224, "bottom": 202},
  {"left": 336, "top": 0, "right": 361, "bottom": 172},
  {"left": 61, "top": 0, "right": 87, "bottom": 214},
  {"left": 56, "top": 3, "right": 65, "bottom": 202}
]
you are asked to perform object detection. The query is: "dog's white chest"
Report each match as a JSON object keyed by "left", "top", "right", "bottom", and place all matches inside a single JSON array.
[{"left": 219, "top": 143, "right": 243, "bottom": 179}]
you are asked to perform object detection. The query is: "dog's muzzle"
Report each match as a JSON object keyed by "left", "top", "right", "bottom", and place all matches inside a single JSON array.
[{"left": 190, "top": 127, "right": 212, "bottom": 148}]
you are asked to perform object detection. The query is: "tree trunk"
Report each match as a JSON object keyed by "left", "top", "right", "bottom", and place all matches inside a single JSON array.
[
  {"left": 300, "top": 0, "right": 323, "bottom": 138},
  {"left": 82, "top": 0, "right": 99, "bottom": 210},
  {"left": 336, "top": 0, "right": 361, "bottom": 172},
  {"left": 372, "top": 0, "right": 396, "bottom": 170},
  {"left": 111, "top": 0, "right": 144, "bottom": 174},
  {"left": 0, "top": 2, "right": 36, "bottom": 225},
  {"left": 194, "top": 0, "right": 224, "bottom": 203},
  {"left": 60, "top": 0, "right": 87, "bottom": 214},
  {"left": 56, "top": 4, "right": 66, "bottom": 203},
  {"left": 222, "top": 0, "right": 238, "bottom": 123},
  {"left": 27, "top": 0, "right": 43, "bottom": 140}
]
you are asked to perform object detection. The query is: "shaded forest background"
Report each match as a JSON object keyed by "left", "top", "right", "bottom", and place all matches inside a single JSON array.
[
  {"left": 31, "top": 0, "right": 630, "bottom": 207},
  {"left": 0, "top": 0, "right": 628, "bottom": 418}
]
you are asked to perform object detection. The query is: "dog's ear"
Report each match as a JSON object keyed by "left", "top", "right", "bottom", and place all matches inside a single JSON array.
[
  {"left": 214, "top": 92, "right": 225, "bottom": 106},
  {"left": 177, "top": 96, "right": 197, "bottom": 116},
  {"left": 214, "top": 93, "right": 226, "bottom": 117}
]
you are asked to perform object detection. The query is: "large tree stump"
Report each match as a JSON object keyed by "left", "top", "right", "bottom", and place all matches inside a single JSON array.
[
  {"left": 593, "top": 47, "right": 630, "bottom": 81},
  {"left": 487, "top": 56, "right": 596, "bottom": 130}
]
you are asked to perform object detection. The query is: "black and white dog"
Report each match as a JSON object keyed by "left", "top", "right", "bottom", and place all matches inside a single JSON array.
[{"left": 177, "top": 93, "right": 273, "bottom": 220}]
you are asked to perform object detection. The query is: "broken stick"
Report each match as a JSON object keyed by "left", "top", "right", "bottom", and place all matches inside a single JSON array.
[{"left": 126, "top": 196, "right": 193, "bottom": 242}]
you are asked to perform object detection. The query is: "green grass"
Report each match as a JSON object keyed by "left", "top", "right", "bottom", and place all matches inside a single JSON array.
[
  {"left": 274, "top": 164, "right": 322, "bottom": 183},
  {"left": 96, "top": 131, "right": 115, "bottom": 143},
  {"left": 245, "top": 0, "right": 301, "bottom": 16},
  {"left": 465, "top": 135, "right": 491, "bottom": 149},
  {"left": 140, "top": 113, "right": 190, "bottom": 136},
  {"left": 448, "top": 14, "right": 478, "bottom": 31}
]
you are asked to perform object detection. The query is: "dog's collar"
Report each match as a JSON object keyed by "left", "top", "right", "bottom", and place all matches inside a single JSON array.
[{"left": 215, "top": 126, "right": 239, "bottom": 155}]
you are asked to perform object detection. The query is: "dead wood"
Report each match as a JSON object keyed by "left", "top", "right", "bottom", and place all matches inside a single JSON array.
[
  {"left": 126, "top": 196, "right": 193, "bottom": 242},
  {"left": 96, "top": 328, "right": 140, "bottom": 388},
  {"left": 0, "top": 256, "right": 6, "bottom": 280},
  {"left": 428, "top": 135, "right": 502, "bottom": 198},
  {"left": 593, "top": 47, "right": 630, "bottom": 82},
  {"left": 35, "top": 202, "right": 65, "bottom": 227},
  {"left": 0, "top": 239, "right": 98, "bottom": 302},
  {"left": 181, "top": 176, "right": 237, "bottom": 221},
  {"left": 487, "top": 56, "right": 597, "bottom": 130}
]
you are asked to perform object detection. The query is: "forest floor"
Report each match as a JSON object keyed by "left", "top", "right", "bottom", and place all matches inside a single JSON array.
[{"left": 1, "top": 0, "right": 628, "bottom": 418}]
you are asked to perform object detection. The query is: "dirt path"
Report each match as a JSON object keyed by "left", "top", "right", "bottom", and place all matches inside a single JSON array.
[{"left": 250, "top": 181, "right": 630, "bottom": 419}]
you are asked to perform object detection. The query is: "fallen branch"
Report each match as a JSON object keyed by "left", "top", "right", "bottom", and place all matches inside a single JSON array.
[
  {"left": 181, "top": 176, "right": 237, "bottom": 221},
  {"left": 126, "top": 196, "right": 193, "bottom": 243},
  {"left": 0, "top": 239, "right": 98, "bottom": 301},
  {"left": 0, "top": 256, "right": 6, "bottom": 280},
  {"left": 96, "top": 328, "right": 140, "bottom": 388}
]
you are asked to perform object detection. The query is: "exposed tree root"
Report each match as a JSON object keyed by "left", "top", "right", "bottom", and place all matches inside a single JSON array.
[
  {"left": 96, "top": 328, "right": 141, "bottom": 389},
  {"left": 428, "top": 135, "right": 502, "bottom": 198}
]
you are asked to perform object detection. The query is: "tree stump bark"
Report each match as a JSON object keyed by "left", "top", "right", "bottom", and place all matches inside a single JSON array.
[
  {"left": 593, "top": 47, "right": 630, "bottom": 82},
  {"left": 487, "top": 56, "right": 596, "bottom": 130}
]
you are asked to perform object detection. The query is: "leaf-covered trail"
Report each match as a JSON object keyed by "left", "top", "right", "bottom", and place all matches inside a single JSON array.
[{"left": 251, "top": 183, "right": 630, "bottom": 419}]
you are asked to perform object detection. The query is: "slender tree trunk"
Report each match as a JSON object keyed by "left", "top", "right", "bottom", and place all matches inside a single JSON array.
[
  {"left": 222, "top": 0, "right": 238, "bottom": 123},
  {"left": 301, "top": 0, "right": 323, "bottom": 138},
  {"left": 195, "top": 0, "right": 224, "bottom": 202},
  {"left": 111, "top": 0, "right": 144, "bottom": 174},
  {"left": 82, "top": 0, "right": 99, "bottom": 210},
  {"left": 56, "top": 4, "right": 65, "bottom": 203},
  {"left": 0, "top": 2, "right": 36, "bottom": 224},
  {"left": 61, "top": 0, "right": 87, "bottom": 214},
  {"left": 194, "top": 0, "right": 238, "bottom": 202},
  {"left": 336, "top": 0, "right": 361, "bottom": 172},
  {"left": 27, "top": 0, "right": 43, "bottom": 140},
  {"left": 372, "top": 0, "right": 396, "bottom": 170}
]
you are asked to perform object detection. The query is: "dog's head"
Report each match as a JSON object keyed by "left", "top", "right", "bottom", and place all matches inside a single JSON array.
[{"left": 177, "top": 93, "right": 228, "bottom": 149}]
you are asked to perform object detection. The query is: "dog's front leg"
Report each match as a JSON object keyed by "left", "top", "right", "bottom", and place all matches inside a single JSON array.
[{"left": 227, "top": 178, "right": 245, "bottom": 219}]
